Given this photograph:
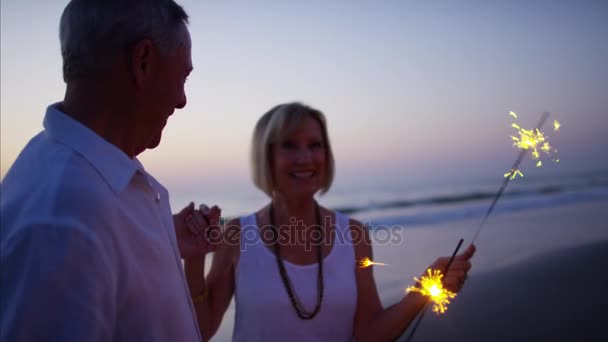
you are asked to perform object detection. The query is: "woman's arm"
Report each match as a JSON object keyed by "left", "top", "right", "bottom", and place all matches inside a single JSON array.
[
  {"left": 350, "top": 220, "right": 426, "bottom": 341},
  {"left": 185, "top": 218, "right": 240, "bottom": 340},
  {"left": 350, "top": 220, "right": 474, "bottom": 342}
]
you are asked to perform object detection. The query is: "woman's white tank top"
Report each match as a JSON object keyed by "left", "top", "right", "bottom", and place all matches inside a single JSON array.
[{"left": 232, "top": 211, "right": 357, "bottom": 341}]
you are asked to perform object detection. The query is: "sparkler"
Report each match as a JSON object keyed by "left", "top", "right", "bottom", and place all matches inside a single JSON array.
[
  {"left": 404, "top": 239, "right": 464, "bottom": 342},
  {"left": 405, "top": 111, "right": 559, "bottom": 342},
  {"left": 359, "top": 257, "right": 388, "bottom": 268},
  {"left": 503, "top": 114, "right": 560, "bottom": 181},
  {"left": 406, "top": 268, "right": 457, "bottom": 314},
  {"left": 471, "top": 111, "right": 552, "bottom": 243}
]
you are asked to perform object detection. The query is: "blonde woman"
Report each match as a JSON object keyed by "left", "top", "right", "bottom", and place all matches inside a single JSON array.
[{"left": 186, "top": 102, "right": 475, "bottom": 341}]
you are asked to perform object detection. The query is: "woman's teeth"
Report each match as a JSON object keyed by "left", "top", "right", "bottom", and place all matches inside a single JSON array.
[{"left": 290, "top": 171, "right": 314, "bottom": 179}]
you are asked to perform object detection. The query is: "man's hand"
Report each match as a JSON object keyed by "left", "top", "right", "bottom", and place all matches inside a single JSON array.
[{"left": 173, "top": 202, "right": 222, "bottom": 260}]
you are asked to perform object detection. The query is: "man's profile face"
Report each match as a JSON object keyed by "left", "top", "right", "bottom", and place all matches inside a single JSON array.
[{"left": 138, "top": 31, "right": 193, "bottom": 152}]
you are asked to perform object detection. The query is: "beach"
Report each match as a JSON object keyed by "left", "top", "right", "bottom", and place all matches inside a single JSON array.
[
  {"left": 210, "top": 199, "right": 608, "bottom": 341},
  {"left": 400, "top": 240, "right": 608, "bottom": 341},
  {"left": 381, "top": 200, "right": 608, "bottom": 341}
]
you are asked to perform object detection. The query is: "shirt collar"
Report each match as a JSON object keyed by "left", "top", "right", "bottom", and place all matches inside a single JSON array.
[{"left": 43, "top": 102, "right": 139, "bottom": 194}]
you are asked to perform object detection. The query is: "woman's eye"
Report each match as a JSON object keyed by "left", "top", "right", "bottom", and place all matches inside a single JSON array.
[
  {"left": 281, "top": 141, "right": 296, "bottom": 149},
  {"left": 310, "top": 142, "right": 323, "bottom": 149}
]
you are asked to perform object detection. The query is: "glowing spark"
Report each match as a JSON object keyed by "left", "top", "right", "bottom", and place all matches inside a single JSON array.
[
  {"left": 553, "top": 120, "right": 561, "bottom": 131},
  {"left": 504, "top": 168, "right": 524, "bottom": 180},
  {"left": 509, "top": 111, "right": 518, "bottom": 119},
  {"left": 532, "top": 150, "right": 540, "bottom": 159},
  {"left": 406, "top": 269, "right": 456, "bottom": 314},
  {"left": 359, "top": 257, "right": 388, "bottom": 268},
  {"left": 508, "top": 112, "right": 562, "bottom": 173},
  {"left": 510, "top": 126, "right": 546, "bottom": 159}
]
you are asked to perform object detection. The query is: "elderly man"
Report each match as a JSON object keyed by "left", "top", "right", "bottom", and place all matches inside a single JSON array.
[{"left": 0, "top": 1, "right": 215, "bottom": 341}]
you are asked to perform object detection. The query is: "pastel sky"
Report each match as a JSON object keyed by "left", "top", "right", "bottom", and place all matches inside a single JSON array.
[{"left": 2, "top": 0, "right": 607, "bottom": 198}]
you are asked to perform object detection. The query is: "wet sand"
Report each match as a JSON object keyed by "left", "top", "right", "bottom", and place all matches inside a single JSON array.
[{"left": 398, "top": 241, "right": 608, "bottom": 341}]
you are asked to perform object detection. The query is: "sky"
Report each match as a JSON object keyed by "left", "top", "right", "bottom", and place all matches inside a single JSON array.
[{"left": 2, "top": 0, "right": 607, "bottom": 206}]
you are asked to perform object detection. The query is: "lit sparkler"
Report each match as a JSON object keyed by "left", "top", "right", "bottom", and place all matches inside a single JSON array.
[
  {"left": 404, "top": 239, "right": 464, "bottom": 342},
  {"left": 473, "top": 111, "right": 553, "bottom": 242},
  {"left": 406, "top": 111, "right": 560, "bottom": 342},
  {"left": 406, "top": 269, "right": 456, "bottom": 314},
  {"left": 506, "top": 111, "right": 559, "bottom": 177},
  {"left": 359, "top": 257, "right": 388, "bottom": 268}
]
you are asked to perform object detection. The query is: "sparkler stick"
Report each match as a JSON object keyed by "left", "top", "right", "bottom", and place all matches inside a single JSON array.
[
  {"left": 405, "top": 111, "right": 551, "bottom": 342},
  {"left": 404, "top": 239, "right": 463, "bottom": 342},
  {"left": 471, "top": 111, "right": 550, "bottom": 243}
]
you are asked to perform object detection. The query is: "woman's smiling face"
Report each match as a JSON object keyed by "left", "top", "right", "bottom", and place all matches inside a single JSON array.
[{"left": 271, "top": 115, "right": 327, "bottom": 198}]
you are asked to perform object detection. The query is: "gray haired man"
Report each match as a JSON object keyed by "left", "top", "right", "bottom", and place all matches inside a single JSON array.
[{"left": 0, "top": 1, "right": 215, "bottom": 341}]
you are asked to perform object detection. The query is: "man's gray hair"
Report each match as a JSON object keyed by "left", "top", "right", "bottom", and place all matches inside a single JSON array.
[{"left": 60, "top": 0, "right": 189, "bottom": 83}]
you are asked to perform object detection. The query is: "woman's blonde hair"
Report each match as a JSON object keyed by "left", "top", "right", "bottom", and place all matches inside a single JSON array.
[{"left": 250, "top": 102, "right": 335, "bottom": 197}]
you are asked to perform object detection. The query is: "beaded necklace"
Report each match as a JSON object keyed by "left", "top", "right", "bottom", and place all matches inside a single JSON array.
[{"left": 268, "top": 202, "right": 324, "bottom": 320}]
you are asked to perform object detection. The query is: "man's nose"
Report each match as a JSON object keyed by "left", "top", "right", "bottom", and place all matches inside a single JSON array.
[{"left": 176, "top": 92, "right": 187, "bottom": 109}]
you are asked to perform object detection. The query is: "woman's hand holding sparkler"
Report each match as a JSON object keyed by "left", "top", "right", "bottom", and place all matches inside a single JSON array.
[
  {"left": 429, "top": 244, "right": 475, "bottom": 293},
  {"left": 406, "top": 244, "right": 475, "bottom": 315}
]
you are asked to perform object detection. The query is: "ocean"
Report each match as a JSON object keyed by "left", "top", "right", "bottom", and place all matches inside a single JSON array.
[{"left": 170, "top": 169, "right": 608, "bottom": 229}]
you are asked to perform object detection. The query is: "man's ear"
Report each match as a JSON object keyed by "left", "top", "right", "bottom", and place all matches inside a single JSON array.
[{"left": 131, "top": 39, "right": 156, "bottom": 88}]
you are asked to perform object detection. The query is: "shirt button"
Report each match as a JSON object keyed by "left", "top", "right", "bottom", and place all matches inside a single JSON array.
[{"left": 156, "top": 193, "right": 161, "bottom": 203}]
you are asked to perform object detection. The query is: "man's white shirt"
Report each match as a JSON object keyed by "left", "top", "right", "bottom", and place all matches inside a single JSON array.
[{"left": 0, "top": 104, "right": 202, "bottom": 341}]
